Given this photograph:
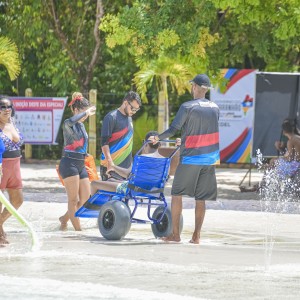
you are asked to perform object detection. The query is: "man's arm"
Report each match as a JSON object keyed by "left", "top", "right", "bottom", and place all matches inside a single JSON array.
[
  {"left": 101, "top": 114, "right": 115, "bottom": 169},
  {"left": 275, "top": 141, "right": 286, "bottom": 155},
  {"left": 283, "top": 140, "right": 293, "bottom": 161},
  {"left": 148, "top": 126, "right": 178, "bottom": 144},
  {"left": 158, "top": 126, "right": 178, "bottom": 140},
  {"left": 107, "top": 164, "right": 131, "bottom": 179},
  {"left": 150, "top": 104, "right": 188, "bottom": 143},
  {"left": 101, "top": 144, "right": 115, "bottom": 169}
]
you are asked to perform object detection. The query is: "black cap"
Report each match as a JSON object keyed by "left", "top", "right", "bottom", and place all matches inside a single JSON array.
[{"left": 190, "top": 74, "right": 211, "bottom": 87}]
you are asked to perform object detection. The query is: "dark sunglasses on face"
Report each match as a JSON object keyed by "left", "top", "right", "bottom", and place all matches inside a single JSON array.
[
  {"left": 127, "top": 101, "right": 140, "bottom": 113},
  {"left": 0, "top": 105, "right": 13, "bottom": 111}
]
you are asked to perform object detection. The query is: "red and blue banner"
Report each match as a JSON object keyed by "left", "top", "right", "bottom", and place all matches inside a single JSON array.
[{"left": 210, "top": 69, "right": 256, "bottom": 163}]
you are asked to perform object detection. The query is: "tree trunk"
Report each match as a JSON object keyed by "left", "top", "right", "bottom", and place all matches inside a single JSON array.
[
  {"left": 158, "top": 75, "right": 169, "bottom": 134},
  {"left": 158, "top": 90, "right": 165, "bottom": 133},
  {"left": 83, "top": 0, "right": 104, "bottom": 92},
  {"left": 47, "top": 0, "right": 104, "bottom": 93},
  {"left": 162, "top": 75, "right": 169, "bottom": 132}
]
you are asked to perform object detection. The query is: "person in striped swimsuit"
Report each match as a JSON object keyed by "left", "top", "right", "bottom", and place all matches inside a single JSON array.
[
  {"left": 100, "top": 91, "right": 141, "bottom": 181},
  {"left": 0, "top": 96, "right": 24, "bottom": 245},
  {"left": 150, "top": 74, "right": 220, "bottom": 244}
]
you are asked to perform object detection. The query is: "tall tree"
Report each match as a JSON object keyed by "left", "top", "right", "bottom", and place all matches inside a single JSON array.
[
  {"left": 101, "top": 0, "right": 300, "bottom": 73},
  {"left": 1, "top": 0, "right": 105, "bottom": 94},
  {"left": 100, "top": 0, "right": 299, "bottom": 133},
  {"left": 100, "top": 0, "right": 220, "bottom": 130},
  {"left": 45, "top": 0, "right": 104, "bottom": 92},
  {"left": 211, "top": 0, "right": 300, "bottom": 71}
]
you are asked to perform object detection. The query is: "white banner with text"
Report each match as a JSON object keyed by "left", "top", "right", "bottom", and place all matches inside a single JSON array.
[
  {"left": 210, "top": 69, "right": 256, "bottom": 163},
  {"left": 11, "top": 97, "right": 67, "bottom": 144}
]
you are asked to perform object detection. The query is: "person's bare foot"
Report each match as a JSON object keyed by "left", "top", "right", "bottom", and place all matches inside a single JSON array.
[
  {"left": 189, "top": 232, "right": 200, "bottom": 244},
  {"left": 59, "top": 216, "right": 68, "bottom": 231},
  {"left": 0, "top": 225, "right": 7, "bottom": 238},
  {"left": 189, "top": 239, "right": 199, "bottom": 244},
  {"left": 0, "top": 234, "right": 9, "bottom": 245},
  {"left": 161, "top": 234, "right": 181, "bottom": 243}
]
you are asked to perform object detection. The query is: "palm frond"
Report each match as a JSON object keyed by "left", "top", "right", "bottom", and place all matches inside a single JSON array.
[
  {"left": 133, "top": 68, "right": 156, "bottom": 103},
  {"left": 134, "top": 55, "right": 194, "bottom": 102},
  {"left": 168, "top": 63, "right": 192, "bottom": 95},
  {"left": 0, "top": 36, "right": 21, "bottom": 80}
]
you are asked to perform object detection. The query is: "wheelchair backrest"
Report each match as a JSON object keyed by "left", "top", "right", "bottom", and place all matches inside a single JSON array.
[{"left": 127, "top": 155, "right": 170, "bottom": 196}]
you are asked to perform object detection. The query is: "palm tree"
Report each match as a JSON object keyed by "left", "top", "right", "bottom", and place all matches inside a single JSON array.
[
  {"left": 0, "top": 36, "right": 21, "bottom": 81},
  {"left": 133, "top": 56, "right": 192, "bottom": 133}
]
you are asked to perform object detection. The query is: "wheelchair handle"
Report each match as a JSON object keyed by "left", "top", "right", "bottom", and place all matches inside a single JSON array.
[{"left": 136, "top": 139, "right": 180, "bottom": 158}]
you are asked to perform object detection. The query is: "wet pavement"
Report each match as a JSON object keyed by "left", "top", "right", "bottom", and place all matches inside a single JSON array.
[
  {"left": 21, "top": 162, "right": 263, "bottom": 211},
  {"left": 0, "top": 163, "right": 299, "bottom": 299}
]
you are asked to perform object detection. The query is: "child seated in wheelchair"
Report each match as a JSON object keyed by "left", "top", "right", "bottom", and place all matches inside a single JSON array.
[
  {"left": 91, "top": 131, "right": 180, "bottom": 196},
  {"left": 76, "top": 132, "right": 181, "bottom": 240}
]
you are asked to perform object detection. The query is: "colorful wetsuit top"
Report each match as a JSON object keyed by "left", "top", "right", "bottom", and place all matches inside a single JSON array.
[
  {"left": 160, "top": 98, "right": 220, "bottom": 165},
  {"left": 276, "top": 158, "right": 300, "bottom": 179},
  {"left": 100, "top": 109, "right": 133, "bottom": 168},
  {"left": 0, "top": 137, "right": 5, "bottom": 163},
  {"left": 0, "top": 119, "right": 24, "bottom": 158},
  {"left": 62, "top": 112, "right": 88, "bottom": 154}
]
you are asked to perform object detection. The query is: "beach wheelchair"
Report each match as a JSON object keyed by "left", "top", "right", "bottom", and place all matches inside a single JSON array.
[{"left": 75, "top": 140, "right": 183, "bottom": 240}]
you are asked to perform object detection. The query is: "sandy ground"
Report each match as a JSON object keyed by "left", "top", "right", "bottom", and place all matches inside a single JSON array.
[{"left": 1, "top": 163, "right": 300, "bottom": 299}]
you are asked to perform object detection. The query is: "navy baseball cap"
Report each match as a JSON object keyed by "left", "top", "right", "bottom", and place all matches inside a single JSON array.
[{"left": 190, "top": 74, "right": 211, "bottom": 88}]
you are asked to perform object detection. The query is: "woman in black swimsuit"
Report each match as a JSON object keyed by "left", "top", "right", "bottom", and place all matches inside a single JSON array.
[{"left": 58, "top": 92, "right": 96, "bottom": 231}]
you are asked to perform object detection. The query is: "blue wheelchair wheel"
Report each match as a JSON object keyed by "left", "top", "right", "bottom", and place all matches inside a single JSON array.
[
  {"left": 98, "top": 200, "right": 131, "bottom": 240},
  {"left": 151, "top": 206, "right": 183, "bottom": 238}
]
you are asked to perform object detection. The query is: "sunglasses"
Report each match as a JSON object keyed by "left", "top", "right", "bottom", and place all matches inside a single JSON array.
[
  {"left": 127, "top": 101, "right": 140, "bottom": 113},
  {"left": 0, "top": 105, "right": 13, "bottom": 111}
]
